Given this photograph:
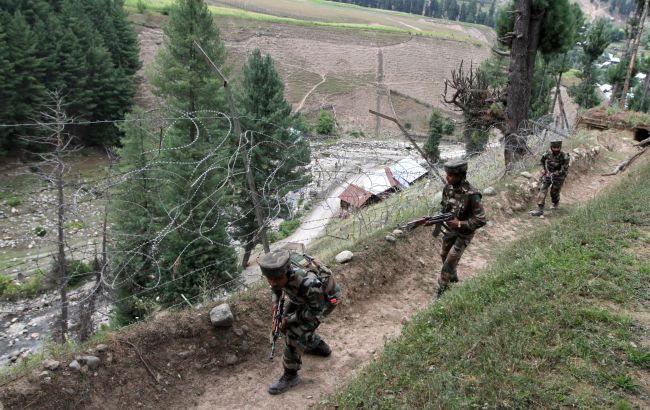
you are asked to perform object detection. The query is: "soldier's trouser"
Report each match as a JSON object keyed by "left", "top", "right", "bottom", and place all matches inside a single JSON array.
[
  {"left": 282, "top": 304, "right": 322, "bottom": 371},
  {"left": 439, "top": 230, "right": 474, "bottom": 290},
  {"left": 536, "top": 177, "right": 565, "bottom": 207}
]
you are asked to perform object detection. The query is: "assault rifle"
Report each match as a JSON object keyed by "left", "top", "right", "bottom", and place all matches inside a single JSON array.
[
  {"left": 399, "top": 212, "right": 455, "bottom": 237},
  {"left": 269, "top": 291, "right": 285, "bottom": 360}
]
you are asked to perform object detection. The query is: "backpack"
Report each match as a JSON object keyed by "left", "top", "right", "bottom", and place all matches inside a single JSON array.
[{"left": 289, "top": 252, "right": 337, "bottom": 297}]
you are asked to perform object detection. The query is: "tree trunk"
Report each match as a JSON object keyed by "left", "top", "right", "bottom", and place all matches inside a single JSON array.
[
  {"left": 609, "top": 81, "right": 620, "bottom": 106},
  {"left": 550, "top": 72, "right": 563, "bottom": 115},
  {"left": 621, "top": 0, "right": 649, "bottom": 108},
  {"left": 610, "top": 6, "right": 639, "bottom": 107},
  {"left": 505, "top": 0, "right": 543, "bottom": 168},
  {"left": 56, "top": 161, "right": 68, "bottom": 342},
  {"left": 240, "top": 231, "right": 257, "bottom": 269}
]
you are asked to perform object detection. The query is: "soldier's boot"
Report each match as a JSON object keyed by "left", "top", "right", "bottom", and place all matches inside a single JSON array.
[
  {"left": 305, "top": 340, "right": 331, "bottom": 357},
  {"left": 550, "top": 202, "right": 559, "bottom": 210},
  {"left": 268, "top": 368, "right": 300, "bottom": 395},
  {"left": 436, "top": 285, "right": 447, "bottom": 299},
  {"left": 529, "top": 205, "right": 544, "bottom": 217}
]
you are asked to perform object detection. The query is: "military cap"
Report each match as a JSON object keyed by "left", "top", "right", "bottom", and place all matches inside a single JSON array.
[
  {"left": 259, "top": 250, "right": 291, "bottom": 278},
  {"left": 550, "top": 139, "right": 563, "bottom": 148},
  {"left": 443, "top": 158, "right": 468, "bottom": 174}
]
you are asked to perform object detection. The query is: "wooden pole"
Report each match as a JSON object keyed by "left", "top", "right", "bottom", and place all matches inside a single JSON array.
[
  {"left": 193, "top": 41, "right": 270, "bottom": 254},
  {"left": 368, "top": 109, "right": 446, "bottom": 184},
  {"left": 621, "top": 0, "right": 649, "bottom": 108}
]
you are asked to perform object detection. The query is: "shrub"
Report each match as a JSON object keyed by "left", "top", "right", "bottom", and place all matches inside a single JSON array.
[
  {"left": 0, "top": 271, "right": 45, "bottom": 300},
  {"left": 6, "top": 197, "right": 22, "bottom": 207},
  {"left": 316, "top": 110, "right": 335, "bottom": 135},
  {"left": 64, "top": 219, "right": 85, "bottom": 230},
  {"left": 136, "top": 0, "right": 147, "bottom": 13},
  {"left": 34, "top": 226, "right": 47, "bottom": 237},
  {"left": 442, "top": 118, "right": 455, "bottom": 135},
  {"left": 268, "top": 219, "right": 301, "bottom": 243},
  {"left": 66, "top": 260, "right": 93, "bottom": 289}
]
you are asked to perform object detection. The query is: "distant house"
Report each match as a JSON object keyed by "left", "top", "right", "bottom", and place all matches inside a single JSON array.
[
  {"left": 339, "top": 158, "right": 429, "bottom": 211},
  {"left": 389, "top": 158, "right": 428, "bottom": 188}
]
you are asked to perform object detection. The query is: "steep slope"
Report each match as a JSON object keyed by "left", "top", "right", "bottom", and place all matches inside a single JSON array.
[{"left": 0, "top": 129, "right": 644, "bottom": 409}]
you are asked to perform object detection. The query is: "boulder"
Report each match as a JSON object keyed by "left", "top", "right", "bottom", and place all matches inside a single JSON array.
[
  {"left": 68, "top": 360, "right": 81, "bottom": 371},
  {"left": 42, "top": 359, "right": 60, "bottom": 371},
  {"left": 210, "top": 304, "right": 234, "bottom": 327},
  {"left": 392, "top": 229, "right": 403, "bottom": 237},
  {"left": 335, "top": 250, "right": 353, "bottom": 264},
  {"left": 482, "top": 187, "right": 497, "bottom": 196},
  {"left": 520, "top": 171, "right": 533, "bottom": 179},
  {"left": 94, "top": 344, "right": 108, "bottom": 353},
  {"left": 78, "top": 356, "right": 100, "bottom": 371},
  {"left": 384, "top": 234, "right": 396, "bottom": 243}
]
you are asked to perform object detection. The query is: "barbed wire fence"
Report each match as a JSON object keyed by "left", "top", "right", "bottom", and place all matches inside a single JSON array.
[{"left": 0, "top": 104, "right": 573, "bottom": 355}]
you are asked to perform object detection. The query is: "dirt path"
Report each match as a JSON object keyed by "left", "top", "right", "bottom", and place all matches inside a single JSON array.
[
  {"left": 190, "top": 133, "right": 639, "bottom": 409},
  {"left": 296, "top": 73, "right": 327, "bottom": 113}
]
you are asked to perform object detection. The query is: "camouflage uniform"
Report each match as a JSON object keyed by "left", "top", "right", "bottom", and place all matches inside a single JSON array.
[
  {"left": 271, "top": 259, "right": 341, "bottom": 372},
  {"left": 530, "top": 140, "right": 571, "bottom": 217},
  {"left": 536, "top": 149, "right": 570, "bottom": 208},
  {"left": 260, "top": 250, "right": 341, "bottom": 394},
  {"left": 437, "top": 160, "right": 487, "bottom": 295}
]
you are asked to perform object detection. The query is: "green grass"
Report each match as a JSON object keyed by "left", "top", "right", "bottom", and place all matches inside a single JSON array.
[
  {"left": 123, "top": 0, "right": 483, "bottom": 45},
  {"left": 268, "top": 218, "right": 302, "bottom": 243},
  {"left": 5, "top": 196, "right": 22, "bottom": 207},
  {"left": 322, "top": 160, "right": 650, "bottom": 408},
  {"left": 0, "top": 270, "right": 45, "bottom": 300}
]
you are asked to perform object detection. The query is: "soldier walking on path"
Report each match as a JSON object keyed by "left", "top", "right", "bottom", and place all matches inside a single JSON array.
[
  {"left": 436, "top": 159, "right": 487, "bottom": 298},
  {"left": 259, "top": 250, "right": 341, "bottom": 395},
  {"left": 529, "top": 139, "right": 571, "bottom": 217}
]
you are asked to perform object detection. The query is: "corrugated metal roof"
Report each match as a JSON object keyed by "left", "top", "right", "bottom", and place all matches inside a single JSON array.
[
  {"left": 389, "top": 158, "right": 428, "bottom": 187},
  {"left": 348, "top": 170, "right": 396, "bottom": 195},
  {"left": 339, "top": 184, "right": 374, "bottom": 209}
]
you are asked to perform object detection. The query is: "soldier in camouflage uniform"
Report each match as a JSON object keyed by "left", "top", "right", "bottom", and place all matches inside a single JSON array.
[
  {"left": 529, "top": 139, "right": 571, "bottom": 217},
  {"left": 436, "top": 159, "right": 487, "bottom": 298},
  {"left": 259, "top": 249, "right": 342, "bottom": 395}
]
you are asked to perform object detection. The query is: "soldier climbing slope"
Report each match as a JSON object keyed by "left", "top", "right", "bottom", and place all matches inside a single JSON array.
[
  {"left": 259, "top": 250, "right": 341, "bottom": 395},
  {"left": 435, "top": 159, "right": 487, "bottom": 298},
  {"left": 529, "top": 139, "right": 571, "bottom": 217}
]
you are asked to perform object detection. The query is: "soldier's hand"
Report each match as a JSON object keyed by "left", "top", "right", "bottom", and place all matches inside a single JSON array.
[
  {"left": 447, "top": 218, "right": 460, "bottom": 229},
  {"left": 279, "top": 317, "right": 289, "bottom": 333}
]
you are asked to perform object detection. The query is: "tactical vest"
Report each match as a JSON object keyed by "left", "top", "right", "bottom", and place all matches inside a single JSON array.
[
  {"left": 441, "top": 180, "right": 481, "bottom": 222},
  {"left": 541, "top": 151, "right": 570, "bottom": 176}
]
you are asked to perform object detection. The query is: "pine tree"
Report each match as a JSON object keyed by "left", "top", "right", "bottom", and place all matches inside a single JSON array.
[
  {"left": 111, "top": 110, "right": 158, "bottom": 323},
  {"left": 570, "top": 18, "right": 613, "bottom": 108},
  {"left": 0, "top": 15, "right": 16, "bottom": 153},
  {"left": 132, "top": 0, "right": 237, "bottom": 307},
  {"left": 424, "top": 109, "right": 444, "bottom": 162},
  {"left": 3, "top": 11, "right": 47, "bottom": 151},
  {"left": 234, "top": 49, "right": 311, "bottom": 267}
]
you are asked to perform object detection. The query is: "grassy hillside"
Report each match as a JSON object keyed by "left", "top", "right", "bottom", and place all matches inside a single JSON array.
[
  {"left": 126, "top": 0, "right": 485, "bottom": 44},
  {"left": 323, "top": 160, "right": 650, "bottom": 408}
]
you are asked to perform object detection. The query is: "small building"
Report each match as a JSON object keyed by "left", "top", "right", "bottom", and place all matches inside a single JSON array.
[
  {"left": 339, "top": 158, "right": 429, "bottom": 211},
  {"left": 388, "top": 158, "right": 429, "bottom": 188}
]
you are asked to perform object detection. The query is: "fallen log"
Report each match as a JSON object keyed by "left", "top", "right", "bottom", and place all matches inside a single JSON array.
[
  {"left": 602, "top": 146, "right": 648, "bottom": 176},
  {"left": 633, "top": 135, "right": 650, "bottom": 147}
]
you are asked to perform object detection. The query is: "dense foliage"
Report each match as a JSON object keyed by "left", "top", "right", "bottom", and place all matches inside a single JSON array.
[
  {"left": 0, "top": 0, "right": 140, "bottom": 154},
  {"left": 112, "top": 0, "right": 236, "bottom": 322},
  {"left": 232, "top": 49, "right": 311, "bottom": 267}
]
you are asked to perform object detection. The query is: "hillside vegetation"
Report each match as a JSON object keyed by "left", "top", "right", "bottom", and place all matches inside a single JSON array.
[{"left": 325, "top": 160, "right": 650, "bottom": 408}]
